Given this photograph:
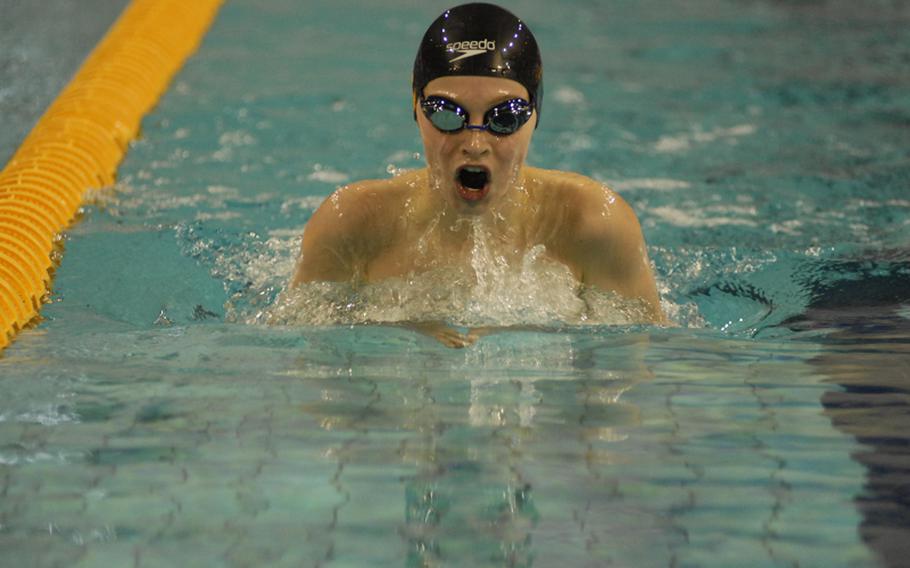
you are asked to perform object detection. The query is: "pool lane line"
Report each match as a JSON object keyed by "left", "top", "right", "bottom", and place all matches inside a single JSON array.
[{"left": 0, "top": 0, "right": 225, "bottom": 351}]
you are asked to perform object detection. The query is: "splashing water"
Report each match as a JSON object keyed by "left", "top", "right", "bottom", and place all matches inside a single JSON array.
[{"left": 229, "top": 218, "right": 652, "bottom": 328}]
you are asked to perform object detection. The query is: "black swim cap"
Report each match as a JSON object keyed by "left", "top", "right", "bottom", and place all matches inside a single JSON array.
[{"left": 413, "top": 3, "right": 543, "bottom": 124}]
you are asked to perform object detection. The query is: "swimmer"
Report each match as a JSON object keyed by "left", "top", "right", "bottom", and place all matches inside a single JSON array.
[{"left": 293, "top": 3, "right": 665, "bottom": 344}]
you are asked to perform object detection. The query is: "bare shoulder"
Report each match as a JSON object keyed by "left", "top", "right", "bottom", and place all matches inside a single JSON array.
[
  {"left": 525, "top": 167, "right": 663, "bottom": 321},
  {"left": 306, "top": 170, "right": 421, "bottom": 239},
  {"left": 294, "top": 170, "right": 422, "bottom": 284},
  {"left": 525, "top": 167, "right": 639, "bottom": 237},
  {"left": 317, "top": 171, "right": 415, "bottom": 218}
]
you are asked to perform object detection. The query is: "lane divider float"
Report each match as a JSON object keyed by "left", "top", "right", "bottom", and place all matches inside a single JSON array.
[{"left": 0, "top": 0, "right": 224, "bottom": 351}]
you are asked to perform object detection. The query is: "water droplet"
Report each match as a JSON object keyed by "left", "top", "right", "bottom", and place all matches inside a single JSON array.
[{"left": 154, "top": 308, "right": 174, "bottom": 326}]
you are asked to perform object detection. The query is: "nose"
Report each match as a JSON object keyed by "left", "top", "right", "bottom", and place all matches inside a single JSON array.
[{"left": 461, "top": 128, "right": 491, "bottom": 159}]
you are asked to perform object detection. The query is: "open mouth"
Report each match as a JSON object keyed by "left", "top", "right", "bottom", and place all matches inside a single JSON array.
[{"left": 456, "top": 166, "right": 490, "bottom": 202}]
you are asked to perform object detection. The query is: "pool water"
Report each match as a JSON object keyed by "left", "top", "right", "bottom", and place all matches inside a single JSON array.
[{"left": 2, "top": 0, "right": 909, "bottom": 566}]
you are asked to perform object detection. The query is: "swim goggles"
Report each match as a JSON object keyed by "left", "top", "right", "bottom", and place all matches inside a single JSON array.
[{"left": 419, "top": 95, "right": 534, "bottom": 135}]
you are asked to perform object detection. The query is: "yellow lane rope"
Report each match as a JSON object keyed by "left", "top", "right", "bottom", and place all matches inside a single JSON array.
[{"left": 0, "top": 0, "right": 224, "bottom": 351}]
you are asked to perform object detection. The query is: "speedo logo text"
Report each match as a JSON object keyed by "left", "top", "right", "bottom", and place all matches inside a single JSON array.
[{"left": 447, "top": 39, "right": 496, "bottom": 62}]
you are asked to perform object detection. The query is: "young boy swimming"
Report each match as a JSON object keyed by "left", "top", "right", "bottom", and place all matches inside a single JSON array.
[{"left": 292, "top": 3, "right": 664, "bottom": 343}]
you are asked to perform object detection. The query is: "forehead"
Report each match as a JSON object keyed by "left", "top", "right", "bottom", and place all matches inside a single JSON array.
[{"left": 424, "top": 76, "right": 529, "bottom": 103}]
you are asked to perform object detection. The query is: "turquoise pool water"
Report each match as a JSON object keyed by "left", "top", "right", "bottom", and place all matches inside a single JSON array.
[{"left": 2, "top": 0, "right": 909, "bottom": 566}]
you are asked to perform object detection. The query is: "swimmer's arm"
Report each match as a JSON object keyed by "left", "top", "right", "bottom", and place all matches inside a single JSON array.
[
  {"left": 570, "top": 189, "right": 665, "bottom": 323},
  {"left": 292, "top": 186, "right": 369, "bottom": 286}
]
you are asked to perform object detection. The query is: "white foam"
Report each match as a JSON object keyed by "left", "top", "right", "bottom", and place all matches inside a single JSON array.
[
  {"left": 206, "top": 185, "right": 240, "bottom": 196},
  {"left": 280, "top": 195, "right": 327, "bottom": 214},
  {"left": 218, "top": 130, "right": 256, "bottom": 147},
  {"left": 0, "top": 450, "right": 73, "bottom": 466},
  {"left": 770, "top": 220, "right": 803, "bottom": 235},
  {"left": 16, "top": 404, "right": 79, "bottom": 426},
  {"left": 653, "top": 135, "right": 691, "bottom": 153},
  {"left": 230, "top": 220, "right": 651, "bottom": 328},
  {"left": 609, "top": 178, "right": 692, "bottom": 192},
  {"left": 553, "top": 85, "right": 586, "bottom": 105},
  {"left": 268, "top": 227, "right": 306, "bottom": 239},
  {"left": 556, "top": 132, "right": 594, "bottom": 151},
  {"left": 654, "top": 124, "right": 757, "bottom": 154},
  {"left": 307, "top": 164, "right": 349, "bottom": 184},
  {"left": 195, "top": 211, "right": 242, "bottom": 221},
  {"left": 385, "top": 150, "right": 416, "bottom": 163},
  {"left": 706, "top": 204, "right": 757, "bottom": 216},
  {"left": 650, "top": 206, "right": 758, "bottom": 228},
  {"left": 211, "top": 130, "right": 257, "bottom": 162}
]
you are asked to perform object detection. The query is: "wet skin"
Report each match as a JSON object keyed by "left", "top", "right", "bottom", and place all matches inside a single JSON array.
[{"left": 293, "top": 76, "right": 665, "bottom": 342}]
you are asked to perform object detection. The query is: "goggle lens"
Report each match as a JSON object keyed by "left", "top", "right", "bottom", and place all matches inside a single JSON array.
[
  {"left": 487, "top": 100, "right": 525, "bottom": 134},
  {"left": 425, "top": 100, "right": 467, "bottom": 132},
  {"left": 420, "top": 96, "right": 533, "bottom": 135}
]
